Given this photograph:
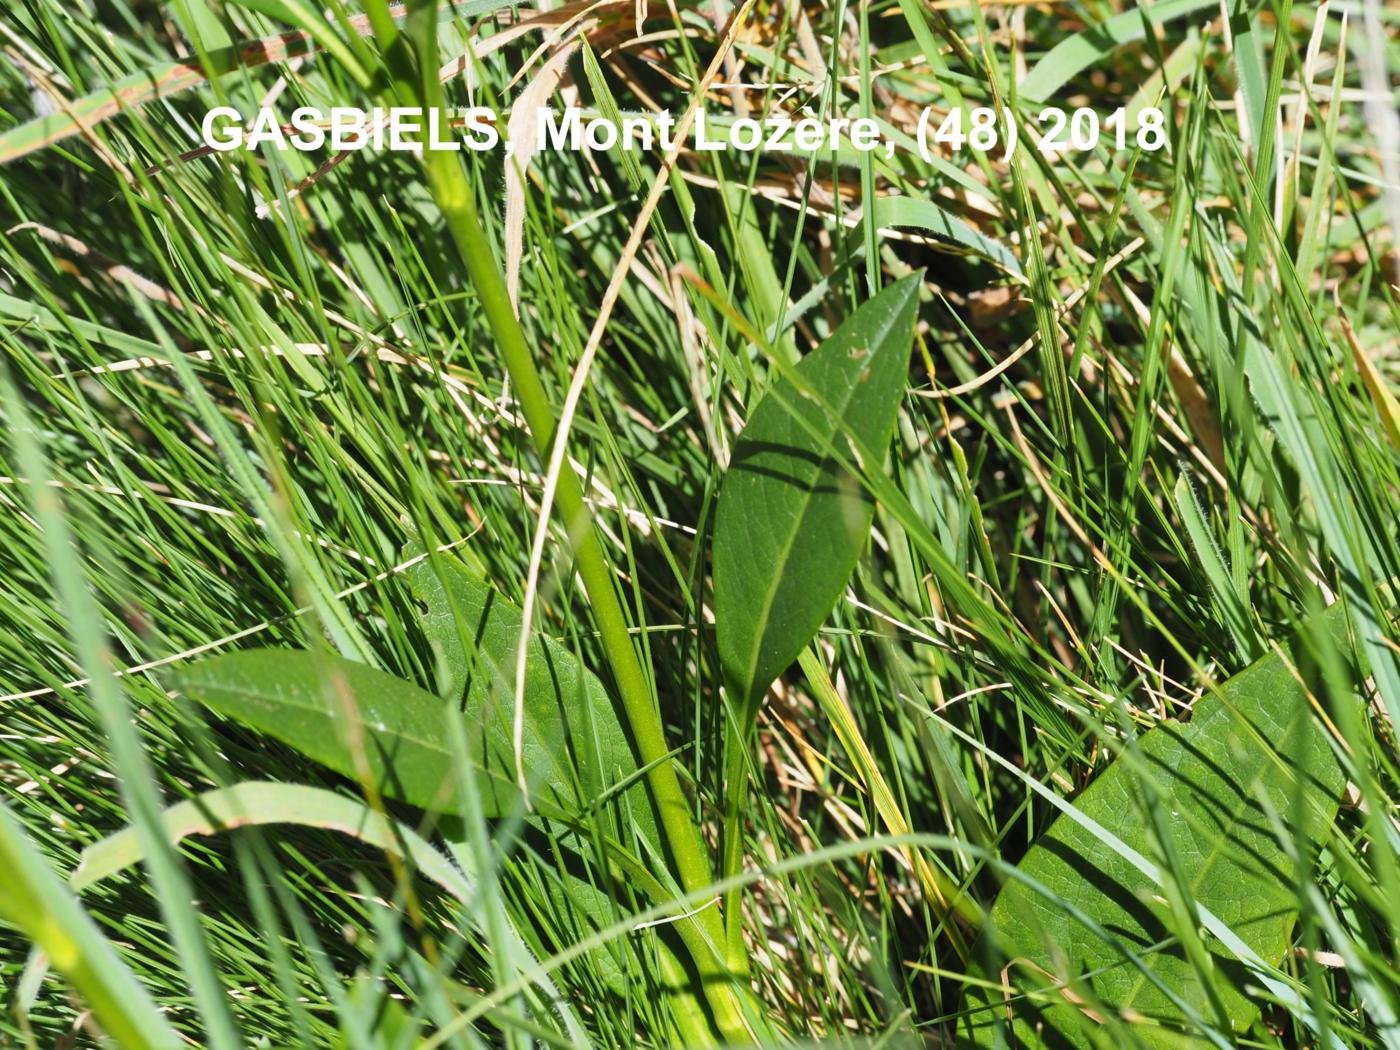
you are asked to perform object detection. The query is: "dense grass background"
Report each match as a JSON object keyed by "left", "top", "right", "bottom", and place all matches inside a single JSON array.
[{"left": 0, "top": 0, "right": 1398, "bottom": 1045}]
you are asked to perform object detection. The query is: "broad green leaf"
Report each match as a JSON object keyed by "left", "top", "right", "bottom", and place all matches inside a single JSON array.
[
  {"left": 963, "top": 604, "right": 1355, "bottom": 1047},
  {"left": 714, "top": 273, "right": 919, "bottom": 710},
  {"left": 406, "top": 553, "right": 661, "bottom": 854},
  {"left": 172, "top": 562, "right": 673, "bottom": 1001},
  {"left": 174, "top": 563, "right": 659, "bottom": 837},
  {"left": 172, "top": 649, "right": 515, "bottom": 814},
  {"left": 408, "top": 555, "right": 710, "bottom": 1005}
]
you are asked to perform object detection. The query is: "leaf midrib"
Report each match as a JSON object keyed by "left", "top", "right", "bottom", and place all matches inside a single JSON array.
[
  {"left": 733, "top": 299, "right": 909, "bottom": 705},
  {"left": 1098, "top": 696, "right": 1308, "bottom": 1016},
  {"left": 182, "top": 669, "right": 451, "bottom": 756}
]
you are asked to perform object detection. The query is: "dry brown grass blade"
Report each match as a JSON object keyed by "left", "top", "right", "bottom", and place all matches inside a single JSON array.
[
  {"left": 1339, "top": 304, "right": 1400, "bottom": 453},
  {"left": 0, "top": 2, "right": 419, "bottom": 164},
  {"left": 437, "top": 0, "right": 629, "bottom": 84},
  {"left": 9, "top": 222, "right": 197, "bottom": 314},
  {"left": 0, "top": 0, "right": 614, "bottom": 167},
  {"left": 505, "top": 43, "right": 581, "bottom": 310}
]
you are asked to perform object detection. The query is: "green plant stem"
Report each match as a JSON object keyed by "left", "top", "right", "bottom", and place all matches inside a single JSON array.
[
  {"left": 419, "top": 150, "right": 749, "bottom": 1043},
  {"left": 423, "top": 140, "right": 713, "bottom": 897},
  {"left": 365, "top": 6, "right": 757, "bottom": 1041},
  {"left": 414, "top": 119, "right": 709, "bottom": 899},
  {"left": 720, "top": 706, "right": 756, "bottom": 977}
]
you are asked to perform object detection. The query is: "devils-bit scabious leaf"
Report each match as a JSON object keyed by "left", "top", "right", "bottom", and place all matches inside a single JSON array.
[
  {"left": 406, "top": 553, "right": 661, "bottom": 851},
  {"left": 172, "top": 555, "right": 659, "bottom": 828},
  {"left": 170, "top": 649, "right": 506, "bottom": 814},
  {"left": 408, "top": 554, "right": 676, "bottom": 996},
  {"left": 166, "top": 554, "right": 674, "bottom": 1004},
  {"left": 963, "top": 604, "right": 1356, "bottom": 1047},
  {"left": 713, "top": 274, "right": 919, "bottom": 710}
]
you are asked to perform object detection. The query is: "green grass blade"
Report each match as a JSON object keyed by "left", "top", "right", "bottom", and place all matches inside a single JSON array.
[
  {"left": 1020, "top": 0, "right": 1217, "bottom": 101},
  {"left": 0, "top": 800, "right": 183, "bottom": 1049}
]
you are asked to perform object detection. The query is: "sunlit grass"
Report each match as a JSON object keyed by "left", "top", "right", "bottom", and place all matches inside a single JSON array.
[{"left": 1, "top": 0, "right": 1398, "bottom": 1045}]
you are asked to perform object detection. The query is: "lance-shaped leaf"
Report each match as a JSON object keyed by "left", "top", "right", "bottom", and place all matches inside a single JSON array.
[
  {"left": 963, "top": 603, "right": 1357, "bottom": 1047},
  {"left": 713, "top": 273, "right": 919, "bottom": 710},
  {"left": 410, "top": 554, "right": 697, "bottom": 998},
  {"left": 406, "top": 552, "right": 662, "bottom": 855},
  {"left": 173, "top": 553, "right": 664, "bottom": 841},
  {"left": 171, "top": 649, "right": 517, "bottom": 815}
]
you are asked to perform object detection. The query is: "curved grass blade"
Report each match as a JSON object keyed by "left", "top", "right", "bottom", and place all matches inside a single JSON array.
[
  {"left": 0, "top": 799, "right": 183, "bottom": 1049},
  {"left": 963, "top": 602, "right": 1357, "bottom": 1047},
  {"left": 871, "top": 196, "right": 1024, "bottom": 277},
  {"left": 55, "top": 781, "right": 588, "bottom": 1046},
  {"left": 71, "top": 781, "right": 469, "bottom": 895},
  {"left": 1019, "top": 0, "right": 1217, "bottom": 102}
]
